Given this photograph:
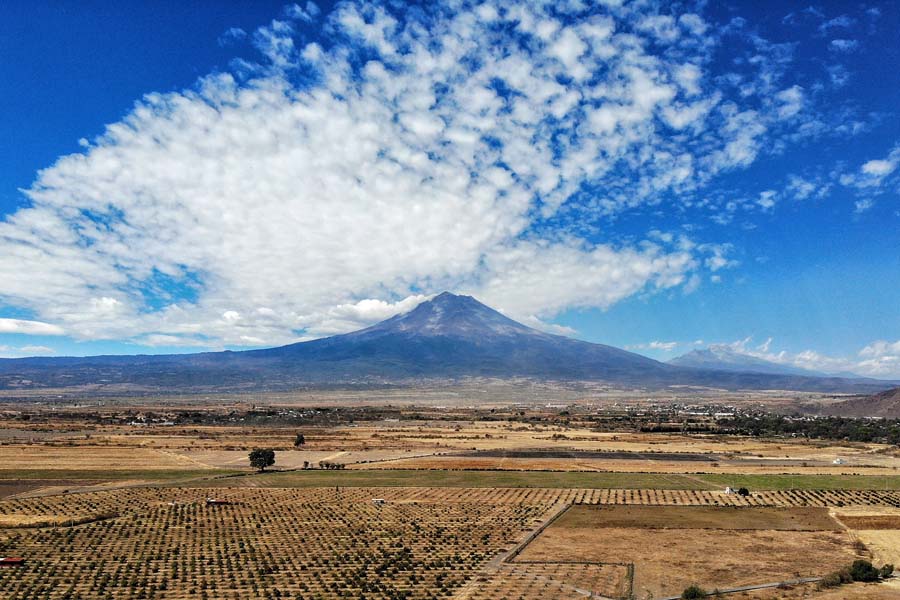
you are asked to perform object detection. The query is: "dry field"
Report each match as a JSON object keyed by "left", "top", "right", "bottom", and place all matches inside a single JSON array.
[
  {"left": 1, "top": 417, "right": 897, "bottom": 478},
  {"left": 0, "top": 408, "right": 898, "bottom": 599},
  {"left": 516, "top": 504, "right": 862, "bottom": 599}
]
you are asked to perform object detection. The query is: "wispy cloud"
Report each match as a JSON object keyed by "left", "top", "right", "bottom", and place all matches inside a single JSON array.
[
  {"left": 839, "top": 144, "right": 900, "bottom": 211},
  {"left": 0, "top": 318, "right": 65, "bottom": 336}
]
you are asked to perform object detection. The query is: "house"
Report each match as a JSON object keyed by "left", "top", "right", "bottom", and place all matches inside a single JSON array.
[{"left": 0, "top": 557, "right": 25, "bottom": 566}]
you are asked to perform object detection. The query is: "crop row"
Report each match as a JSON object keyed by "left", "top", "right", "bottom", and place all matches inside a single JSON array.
[{"left": 0, "top": 490, "right": 547, "bottom": 600}]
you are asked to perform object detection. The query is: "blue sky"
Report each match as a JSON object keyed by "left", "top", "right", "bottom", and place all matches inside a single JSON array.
[{"left": 1, "top": 1, "right": 898, "bottom": 377}]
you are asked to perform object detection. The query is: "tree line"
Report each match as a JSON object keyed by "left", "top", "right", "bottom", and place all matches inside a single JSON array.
[{"left": 718, "top": 415, "right": 900, "bottom": 445}]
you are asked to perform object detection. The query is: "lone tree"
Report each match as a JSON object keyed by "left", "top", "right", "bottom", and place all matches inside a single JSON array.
[
  {"left": 294, "top": 433, "right": 306, "bottom": 447},
  {"left": 249, "top": 448, "right": 276, "bottom": 472}
]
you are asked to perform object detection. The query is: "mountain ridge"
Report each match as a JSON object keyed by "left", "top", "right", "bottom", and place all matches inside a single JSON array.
[
  {"left": 669, "top": 346, "right": 829, "bottom": 377},
  {"left": 0, "top": 293, "right": 895, "bottom": 394}
]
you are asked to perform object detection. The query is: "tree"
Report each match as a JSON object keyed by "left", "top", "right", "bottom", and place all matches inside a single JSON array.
[
  {"left": 681, "top": 585, "right": 706, "bottom": 599},
  {"left": 850, "top": 560, "right": 880, "bottom": 582},
  {"left": 249, "top": 448, "right": 275, "bottom": 472},
  {"left": 294, "top": 433, "right": 306, "bottom": 447},
  {"left": 737, "top": 487, "right": 750, "bottom": 496},
  {"left": 880, "top": 564, "right": 894, "bottom": 578}
]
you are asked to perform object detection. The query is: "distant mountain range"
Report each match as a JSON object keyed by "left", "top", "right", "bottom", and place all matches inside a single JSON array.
[
  {"left": 0, "top": 292, "right": 895, "bottom": 394},
  {"left": 668, "top": 346, "right": 830, "bottom": 377}
]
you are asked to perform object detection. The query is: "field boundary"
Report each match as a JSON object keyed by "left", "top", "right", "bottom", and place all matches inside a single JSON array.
[
  {"left": 505, "top": 502, "right": 572, "bottom": 563},
  {"left": 657, "top": 576, "right": 822, "bottom": 600},
  {"left": 502, "top": 502, "right": 635, "bottom": 600}
]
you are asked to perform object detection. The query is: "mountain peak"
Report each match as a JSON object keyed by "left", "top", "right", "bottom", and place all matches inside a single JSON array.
[{"left": 360, "top": 292, "right": 536, "bottom": 339}]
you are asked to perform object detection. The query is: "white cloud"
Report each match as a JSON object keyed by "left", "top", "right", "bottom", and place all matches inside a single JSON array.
[
  {"left": 218, "top": 27, "right": 247, "bottom": 47},
  {"left": 862, "top": 158, "right": 898, "bottom": 177},
  {"left": 819, "top": 15, "right": 856, "bottom": 34},
  {"left": 840, "top": 145, "right": 900, "bottom": 204},
  {"left": 709, "top": 337, "right": 900, "bottom": 379},
  {"left": 627, "top": 340, "right": 679, "bottom": 353},
  {"left": 756, "top": 190, "right": 777, "bottom": 210},
  {"left": 285, "top": 2, "right": 320, "bottom": 23},
  {"left": 860, "top": 340, "right": 900, "bottom": 358},
  {"left": 650, "top": 340, "right": 678, "bottom": 351},
  {"left": 775, "top": 85, "right": 804, "bottom": 119},
  {"left": 637, "top": 15, "right": 679, "bottom": 43},
  {"left": 785, "top": 175, "right": 829, "bottom": 200},
  {"left": 18, "top": 345, "right": 56, "bottom": 355},
  {"left": 829, "top": 39, "right": 859, "bottom": 53},
  {"left": 0, "top": 2, "right": 816, "bottom": 348},
  {"left": 0, "top": 318, "right": 65, "bottom": 336},
  {"left": 0, "top": 344, "right": 58, "bottom": 358}
]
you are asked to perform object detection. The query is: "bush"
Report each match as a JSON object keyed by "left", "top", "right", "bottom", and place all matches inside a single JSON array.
[
  {"left": 681, "top": 585, "right": 706, "bottom": 599},
  {"left": 837, "top": 566, "right": 853, "bottom": 583},
  {"left": 880, "top": 564, "right": 894, "bottom": 578},
  {"left": 818, "top": 572, "right": 843, "bottom": 589},
  {"left": 737, "top": 487, "right": 750, "bottom": 496},
  {"left": 850, "top": 559, "right": 880, "bottom": 583}
]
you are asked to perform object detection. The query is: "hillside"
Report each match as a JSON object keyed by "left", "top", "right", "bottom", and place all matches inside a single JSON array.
[{"left": 820, "top": 387, "right": 900, "bottom": 418}]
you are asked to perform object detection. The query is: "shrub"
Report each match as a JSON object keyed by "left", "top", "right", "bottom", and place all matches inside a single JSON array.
[
  {"left": 850, "top": 559, "right": 880, "bottom": 583},
  {"left": 837, "top": 566, "right": 853, "bottom": 583},
  {"left": 681, "top": 584, "right": 706, "bottom": 599},
  {"left": 880, "top": 563, "right": 894, "bottom": 578},
  {"left": 737, "top": 487, "right": 750, "bottom": 496},
  {"left": 818, "top": 572, "right": 843, "bottom": 589}
]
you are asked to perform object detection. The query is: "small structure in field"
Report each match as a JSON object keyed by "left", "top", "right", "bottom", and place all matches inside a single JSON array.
[
  {"left": 206, "top": 498, "right": 231, "bottom": 506},
  {"left": 833, "top": 458, "right": 845, "bottom": 465},
  {"left": 372, "top": 498, "right": 386, "bottom": 506},
  {"left": 724, "top": 486, "right": 734, "bottom": 495},
  {"left": 0, "top": 557, "right": 25, "bottom": 566}
]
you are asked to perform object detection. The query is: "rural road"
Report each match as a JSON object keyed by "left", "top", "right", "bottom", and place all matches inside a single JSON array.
[{"left": 658, "top": 577, "right": 822, "bottom": 600}]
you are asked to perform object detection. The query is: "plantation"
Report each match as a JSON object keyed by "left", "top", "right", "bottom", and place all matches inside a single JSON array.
[{"left": 0, "top": 488, "right": 548, "bottom": 600}]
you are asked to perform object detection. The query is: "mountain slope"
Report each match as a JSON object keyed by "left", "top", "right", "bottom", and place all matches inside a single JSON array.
[
  {"left": 669, "top": 346, "right": 826, "bottom": 377},
  {"left": 0, "top": 293, "right": 894, "bottom": 393},
  {"left": 244, "top": 292, "right": 675, "bottom": 381},
  {"left": 820, "top": 387, "right": 900, "bottom": 418}
]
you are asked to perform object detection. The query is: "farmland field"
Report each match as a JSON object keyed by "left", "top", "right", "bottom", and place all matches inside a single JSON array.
[
  {"left": 516, "top": 505, "right": 859, "bottom": 598},
  {"left": 0, "top": 401, "right": 898, "bottom": 599}
]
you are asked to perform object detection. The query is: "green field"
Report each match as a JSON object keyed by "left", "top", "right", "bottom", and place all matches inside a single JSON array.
[
  {"left": 200, "top": 469, "right": 900, "bottom": 490},
  {"left": 697, "top": 472, "right": 900, "bottom": 491}
]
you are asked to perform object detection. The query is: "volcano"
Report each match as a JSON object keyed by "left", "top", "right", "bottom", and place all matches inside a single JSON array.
[{"left": 0, "top": 293, "right": 894, "bottom": 393}]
